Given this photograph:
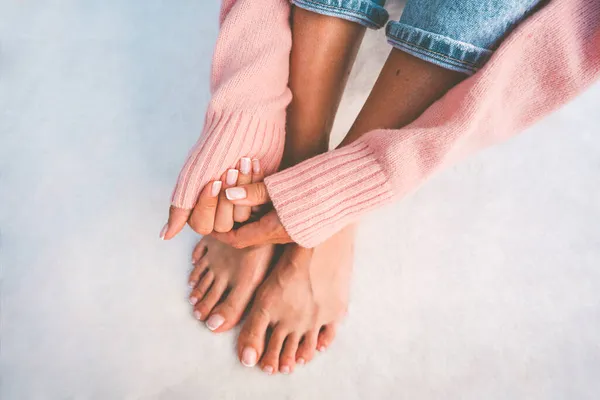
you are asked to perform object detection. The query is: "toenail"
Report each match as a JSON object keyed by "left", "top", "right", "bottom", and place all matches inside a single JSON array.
[
  {"left": 189, "top": 297, "right": 198, "bottom": 306},
  {"left": 280, "top": 365, "right": 290, "bottom": 374},
  {"left": 263, "top": 365, "right": 274, "bottom": 375},
  {"left": 297, "top": 358, "right": 305, "bottom": 365},
  {"left": 206, "top": 314, "right": 225, "bottom": 331},
  {"left": 319, "top": 346, "right": 326, "bottom": 352},
  {"left": 193, "top": 310, "right": 202, "bottom": 320},
  {"left": 241, "top": 347, "right": 258, "bottom": 367}
]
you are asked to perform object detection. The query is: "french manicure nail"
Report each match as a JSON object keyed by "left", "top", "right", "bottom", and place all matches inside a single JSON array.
[
  {"left": 211, "top": 181, "right": 222, "bottom": 197},
  {"left": 159, "top": 223, "right": 168, "bottom": 240},
  {"left": 252, "top": 159, "right": 261, "bottom": 174},
  {"left": 189, "top": 297, "right": 198, "bottom": 306},
  {"left": 226, "top": 169, "right": 239, "bottom": 185},
  {"left": 188, "top": 281, "right": 196, "bottom": 288},
  {"left": 193, "top": 310, "right": 202, "bottom": 320},
  {"left": 206, "top": 314, "right": 225, "bottom": 331},
  {"left": 242, "top": 347, "right": 258, "bottom": 367},
  {"left": 280, "top": 365, "right": 290, "bottom": 374},
  {"left": 319, "top": 346, "right": 326, "bottom": 352},
  {"left": 240, "top": 157, "right": 251, "bottom": 175},
  {"left": 225, "top": 187, "right": 247, "bottom": 201},
  {"left": 297, "top": 358, "right": 305, "bottom": 365}
]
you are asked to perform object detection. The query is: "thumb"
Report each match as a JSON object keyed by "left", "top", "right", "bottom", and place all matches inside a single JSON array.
[
  {"left": 224, "top": 182, "right": 271, "bottom": 206},
  {"left": 160, "top": 206, "right": 192, "bottom": 240}
]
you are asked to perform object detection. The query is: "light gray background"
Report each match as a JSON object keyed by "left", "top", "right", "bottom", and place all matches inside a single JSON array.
[{"left": 1, "top": 1, "right": 599, "bottom": 399}]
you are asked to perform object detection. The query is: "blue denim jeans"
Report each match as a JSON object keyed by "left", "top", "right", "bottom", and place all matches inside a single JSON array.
[{"left": 291, "top": 0, "right": 542, "bottom": 74}]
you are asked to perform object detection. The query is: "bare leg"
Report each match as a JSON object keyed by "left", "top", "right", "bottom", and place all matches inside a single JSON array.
[
  {"left": 238, "top": 11, "right": 468, "bottom": 375},
  {"left": 342, "top": 48, "right": 464, "bottom": 145},
  {"left": 237, "top": 8, "right": 365, "bottom": 375}
]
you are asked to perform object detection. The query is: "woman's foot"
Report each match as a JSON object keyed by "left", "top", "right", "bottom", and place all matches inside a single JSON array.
[
  {"left": 236, "top": 227, "right": 354, "bottom": 375},
  {"left": 188, "top": 235, "right": 276, "bottom": 332}
]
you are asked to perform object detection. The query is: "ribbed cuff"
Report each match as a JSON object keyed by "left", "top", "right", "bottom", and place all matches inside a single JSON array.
[
  {"left": 264, "top": 139, "right": 394, "bottom": 248},
  {"left": 171, "top": 106, "right": 285, "bottom": 209}
]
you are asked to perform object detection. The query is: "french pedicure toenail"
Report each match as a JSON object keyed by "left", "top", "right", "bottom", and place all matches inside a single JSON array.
[
  {"left": 193, "top": 310, "right": 202, "bottom": 320},
  {"left": 241, "top": 347, "right": 258, "bottom": 367},
  {"left": 189, "top": 297, "right": 198, "bottom": 306},
  {"left": 226, "top": 169, "right": 239, "bottom": 185},
  {"left": 206, "top": 314, "right": 225, "bottom": 331},
  {"left": 240, "top": 157, "right": 251, "bottom": 175},
  {"left": 225, "top": 187, "right": 247, "bottom": 201},
  {"left": 263, "top": 366, "right": 274, "bottom": 375},
  {"left": 297, "top": 358, "right": 305, "bottom": 365},
  {"left": 211, "top": 181, "right": 222, "bottom": 197},
  {"left": 280, "top": 365, "right": 290, "bottom": 374},
  {"left": 252, "top": 159, "right": 260, "bottom": 174}
]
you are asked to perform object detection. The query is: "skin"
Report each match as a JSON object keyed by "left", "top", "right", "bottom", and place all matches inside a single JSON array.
[
  {"left": 213, "top": 47, "right": 466, "bottom": 249},
  {"left": 172, "top": 7, "right": 468, "bottom": 375}
]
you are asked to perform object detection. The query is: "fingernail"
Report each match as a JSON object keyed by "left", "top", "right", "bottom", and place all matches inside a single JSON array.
[
  {"left": 263, "top": 365, "right": 274, "bottom": 375},
  {"left": 193, "top": 310, "right": 202, "bottom": 320},
  {"left": 205, "top": 314, "right": 225, "bottom": 331},
  {"left": 297, "top": 358, "right": 305, "bottom": 365},
  {"left": 189, "top": 297, "right": 198, "bottom": 306},
  {"left": 225, "top": 187, "right": 247, "bottom": 201},
  {"left": 226, "top": 169, "right": 238, "bottom": 185},
  {"left": 159, "top": 223, "right": 168, "bottom": 240},
  {"left": 188, "top": 281, "right": 196, "bottom": 288},
  {"left": 280, "top": 365, "right": 290, "bottom": 374},
  {"left": 240, "top": 157, "right": 251, "bottom": 175},
  {"left": 319, "top": 346, "right": 326, "bottom": 352},
  {"left": 211, "top": 181, "right": 222, "bottom": 197},
  {"left": 252, "top": 159, "right": 261, "bottom": 174},
  {"left": 241, "top": 347, "right": 258, "bottom": 367}
]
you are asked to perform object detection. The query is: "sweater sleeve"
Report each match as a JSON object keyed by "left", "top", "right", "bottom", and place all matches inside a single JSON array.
[
  {"left": 171, "top": 0, "right": 292, "bottom": 209},
  {"left": 264, "top": 0, "right": 600, "bottom": 248}
]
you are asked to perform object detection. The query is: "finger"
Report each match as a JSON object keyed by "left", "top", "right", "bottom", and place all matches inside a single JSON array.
[
  {"left": 188, "top": 180, "right": 222, "bottom": 235},
  {"left": 233, "top": 158, "right": 252, "bottom": 223},
  {"left": 251, "top": 159, "right": 264, "bottom": 183},
  {"left": 214, "top": 169, "right": 238, "bottom": 233},
  {"left": 161, "top": 206, "right": 192, "bottom": 240},
  {"left": 224, "top": 182, "right": 271, "bottom": 207}
]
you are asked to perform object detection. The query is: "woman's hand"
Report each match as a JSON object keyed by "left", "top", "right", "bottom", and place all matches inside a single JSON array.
[
  {"left": 161, "top": 158, "right": 263, "bottom": 239},
  {"left": 210, "top": 181, "right": 294, "bottom": 248}
]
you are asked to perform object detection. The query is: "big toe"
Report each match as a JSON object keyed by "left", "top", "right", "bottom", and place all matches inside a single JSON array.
[
  {"left": 237, "top": 307, "right": 270, "bottom": 368},
  {"left": 206, "top": 283, "right": 255, "bottom": 333}
]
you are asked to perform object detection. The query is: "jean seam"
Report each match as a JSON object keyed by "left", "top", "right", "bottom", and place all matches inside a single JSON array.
[
  {"left": 388, "top": 39, "right": 478, "bottom": 74},
  {"left": 387, "top": 36, "right": 479, "bottom": 68},
  {"left": 292, "top": 0, "right": 386, "bottom": 29}
]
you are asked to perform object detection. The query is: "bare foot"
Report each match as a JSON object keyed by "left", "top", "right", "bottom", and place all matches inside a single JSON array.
[
  {"left": 236, "top": 227, "right": 354, "bottom": 375},
  {"left": 188, "top": 235, "right": 276, "bottom": 332}
]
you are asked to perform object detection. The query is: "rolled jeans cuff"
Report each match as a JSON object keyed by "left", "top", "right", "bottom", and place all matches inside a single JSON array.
[
  {"left": 291, "top": 0, "right": 389, "bottom": 30},
  {"left": 386, "top": 22, "right": 493, "bottom": 75}
]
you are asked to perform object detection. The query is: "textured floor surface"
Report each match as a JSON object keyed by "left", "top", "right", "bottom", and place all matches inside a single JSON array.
[{"left": 1, "top": 1, "right": 599, "bottom": 399}]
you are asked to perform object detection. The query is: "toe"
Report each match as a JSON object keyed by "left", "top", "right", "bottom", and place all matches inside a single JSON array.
[
  {"left": 191, "top": 237, "right": 208, "bottom": 264},
  {"left": 206, "top": 283, "right": 255, "bottom": 333},
  {"left": 188, "top": 256, "right": 209, "bottom": 288},
  {"left": 279, "top": 333, "right": 300, "bottom": 374},
  {"left": 189, "top": 270, "right": 214, "bottom": 310},
  {"left": 238, "top": 307, "right": 270, "bottom": 368},
  {"left": 260, "top": 325, "right": 287, "bottom": 375},
  {"left": 296, "top": 330, "right": 318, "bottom": 365},
  {"left": 195, "top": 278, "right": 227, "bottom": 324},
  {"left": 317, "top": 324, "right": 337, "bottom": 352}
]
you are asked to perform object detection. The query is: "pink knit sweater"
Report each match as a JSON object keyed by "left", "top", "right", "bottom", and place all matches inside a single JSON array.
[{"left": 172, "top": 0, "right": 600, "bottom": 248}]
